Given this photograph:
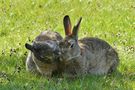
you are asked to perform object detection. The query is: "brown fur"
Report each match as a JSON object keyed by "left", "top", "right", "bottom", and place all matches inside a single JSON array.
[{"left": 58, "top": 16, "right": 119, "bottom": 77}]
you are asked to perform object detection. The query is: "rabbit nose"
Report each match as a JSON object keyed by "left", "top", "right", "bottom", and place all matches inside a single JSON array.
[
  {"left": 53, "top": 50, "right": 61, "bottom": 55},
  {"left": 61, "top": 48, "right": 65, "bottom": 54}
]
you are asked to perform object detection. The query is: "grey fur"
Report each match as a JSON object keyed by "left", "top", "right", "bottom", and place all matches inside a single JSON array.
[
  {"left": 25, "top": 30, "right": 63, "bottom": 77},
  {"left": 59, "top": 16, "right": 119, "bottom": 77}
]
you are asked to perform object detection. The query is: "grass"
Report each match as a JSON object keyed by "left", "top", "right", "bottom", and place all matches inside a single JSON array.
[{"left": 0, "top": 0, "right": 135, "bottom": 89}]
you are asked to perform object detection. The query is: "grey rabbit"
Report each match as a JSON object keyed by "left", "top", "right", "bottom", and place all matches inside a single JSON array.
[
  {"left": 25, "top": 30, "right": 62, "bottom": 77},
  {"left": 59, "top": 15, "right": 119, "bottom": 77}
]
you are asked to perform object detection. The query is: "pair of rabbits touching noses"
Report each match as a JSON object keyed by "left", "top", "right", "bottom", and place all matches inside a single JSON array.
[{"left": 25, "top": 15, "right": 119, "bottom": 77}]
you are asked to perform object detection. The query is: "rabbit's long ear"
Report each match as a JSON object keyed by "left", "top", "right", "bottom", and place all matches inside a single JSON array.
[
  {"left": 72, "top": 17, "right": 82, "bottom": 39},
  {"left": 63, "top": 15, "right": 72, "bottom": 36},
  {"left": 25, "top": 43, "right": 33, "bottom": 51}
]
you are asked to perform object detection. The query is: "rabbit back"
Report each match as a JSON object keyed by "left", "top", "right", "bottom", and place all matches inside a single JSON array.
[
  {"left": 78, "top": 37, "right": 119, "bottom": 75},
  {"left": 35, "top": 30, "right": 62, "bottom": 41}
]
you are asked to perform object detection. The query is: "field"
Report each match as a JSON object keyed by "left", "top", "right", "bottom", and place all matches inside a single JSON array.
[{"left": 0, "top": 0, "right": 135, "bottom": 89}]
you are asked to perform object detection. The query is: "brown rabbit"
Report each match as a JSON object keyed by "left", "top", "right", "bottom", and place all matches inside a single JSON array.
[
  {"left": 59, "top": 15, "right": 119, "bottom": 77},
  {"left": 25, "top": 30, "right": 63, "bottom": 77}
]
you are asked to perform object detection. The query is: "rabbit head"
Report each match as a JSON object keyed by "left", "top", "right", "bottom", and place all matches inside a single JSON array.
[
  {"left": 25, "top": 40, "right": 61, "bottom": 64},
  {"left": 59, "top": 15, "right": 82, "bottom": 61}
]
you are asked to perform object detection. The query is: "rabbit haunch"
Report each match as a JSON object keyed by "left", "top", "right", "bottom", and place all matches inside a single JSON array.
[
  {"left": 59, "top": 15, "right": 119, "bottom": 76},
  {"left": 25, "top": 30, "right": 63, "bottom": 77}
]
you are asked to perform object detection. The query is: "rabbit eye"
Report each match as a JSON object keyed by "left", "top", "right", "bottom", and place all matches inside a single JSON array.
[{"left": 70, "top": 43, "right": 74, "bottom": 48}]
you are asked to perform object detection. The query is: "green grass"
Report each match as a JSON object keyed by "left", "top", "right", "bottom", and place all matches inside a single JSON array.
[{"left": 0, "top": 0, "right": 135, "bottom": 89}]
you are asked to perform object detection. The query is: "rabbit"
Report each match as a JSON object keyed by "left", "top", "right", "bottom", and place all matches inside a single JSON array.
[
  {"left": 58, "top": 15, "right": 119, "bottom": 77},
  {"left": 25, "top": 30, "right": 63, "bottom": 77}
]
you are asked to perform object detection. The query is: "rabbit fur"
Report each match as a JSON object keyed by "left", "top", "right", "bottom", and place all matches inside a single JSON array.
[
  {"left": 25, "top": 30, "right": 63, "bottom": 77},
  {"left": 58, "top": 15, "right": 119, "bottom": 77}
]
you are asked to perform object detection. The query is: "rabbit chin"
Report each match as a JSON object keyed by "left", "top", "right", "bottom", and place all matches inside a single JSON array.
[{"left": 62, "top": 52, "right": 81, "bottom": 61}]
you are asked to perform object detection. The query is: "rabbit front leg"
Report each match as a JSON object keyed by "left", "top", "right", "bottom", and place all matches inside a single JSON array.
[{"left": 26, "top": 52, "right": 40, "bottom": 75}]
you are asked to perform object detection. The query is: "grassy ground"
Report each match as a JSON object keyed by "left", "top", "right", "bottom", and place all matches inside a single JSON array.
[{"left": 0, "top": 0, "right": 135, "bottom": 90}]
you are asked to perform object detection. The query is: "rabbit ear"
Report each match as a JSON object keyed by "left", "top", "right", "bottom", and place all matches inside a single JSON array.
[
  {"left": 63, "top": 15, "right": 72, "bottom": 36},
  {"left": 25, "top": 43, "right": 33, "bottom": 51},
  {"left": 72, "top": 17, "right": 82, "bottom": 39},
  {"left": 33, "top": 41, "right": 37, "bottom": 45}
]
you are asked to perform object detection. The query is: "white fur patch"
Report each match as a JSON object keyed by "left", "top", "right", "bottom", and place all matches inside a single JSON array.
[{"left": 46, "top": 41, "right": 57, "bottom": 51}]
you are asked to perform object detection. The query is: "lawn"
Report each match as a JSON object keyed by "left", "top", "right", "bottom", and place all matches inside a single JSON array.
[{"left": 0, "top": 0, "right": 135, "bottom": 90}]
